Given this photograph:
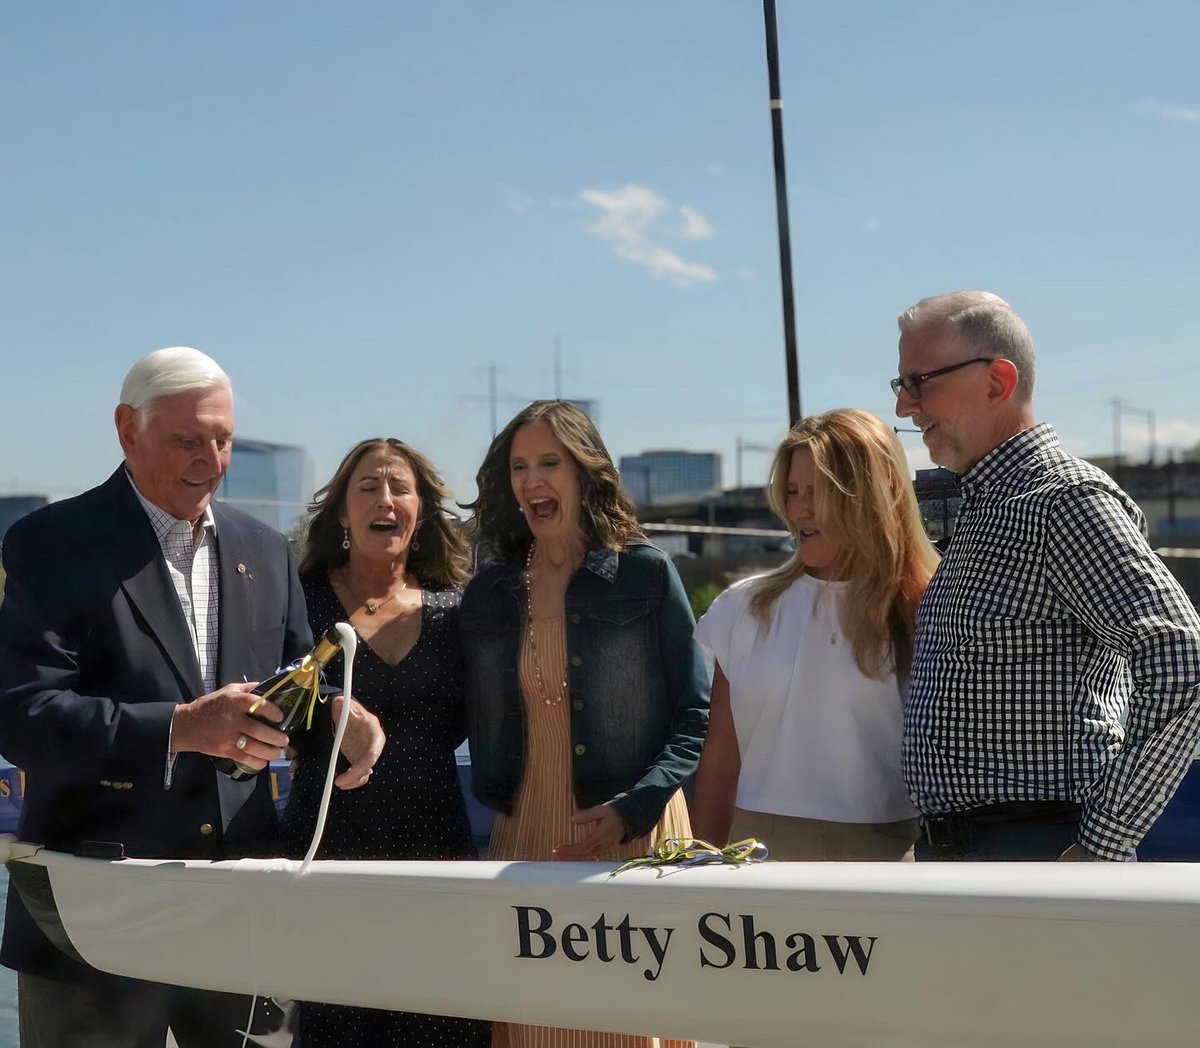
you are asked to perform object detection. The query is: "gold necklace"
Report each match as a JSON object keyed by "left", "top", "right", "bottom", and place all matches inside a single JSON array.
[
  {"left": 341, "top": 568, "right": 408, "bottom": 615},
  {"left": 524, "top": 542, "right": 568, "bottom": 706},
  {"left": 364, "top": 585, "right": 405, "bottom": 614}
]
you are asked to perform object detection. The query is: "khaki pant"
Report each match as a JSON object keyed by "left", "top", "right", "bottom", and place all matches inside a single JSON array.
[{"left": 730, "top": 808, "right": 919, "bottom": 861}]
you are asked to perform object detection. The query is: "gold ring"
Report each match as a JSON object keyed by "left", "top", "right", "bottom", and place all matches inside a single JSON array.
[{"left": 235, "top": 734, "right": 248, "bottom": 751}]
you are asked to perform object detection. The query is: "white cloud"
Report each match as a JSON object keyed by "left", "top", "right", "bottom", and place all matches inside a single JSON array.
[
  {"left": 580, "top": 184, "right": 666, "bottom": 241},
  {"left": 897, "top": 438, "right": 934, "bottom": 477},
  {"left": 862, "top": 217, "right": 882, "bottom": 233},
  {"left": 1160, "top": 105, "right": 1200, "bottom": 122},
  {"left": 680, "top": 205, "right": 714, "bottom": 240},
  {"left": 1137, "top": 99, "right": 1200, "bottom": 122},
  {"left": 1160, "top": 419, "right": 1200, "bottom": 447},
  {"left": 1059, "top": 418, "right": 1200, "bottom": 462},
  {"left": 614, "top": 242, "right": 716, "bottom": 285},
  {"left": 579, "top": 183, "right": 716, "bottom": 285},
  {"left": 1127, "top": 418, "right": 1200, "bottom": 455}
]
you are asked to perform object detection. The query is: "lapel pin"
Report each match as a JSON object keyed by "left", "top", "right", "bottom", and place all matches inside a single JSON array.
[{"left": 237, "top": 563, "right": 253, "bottom": 579}]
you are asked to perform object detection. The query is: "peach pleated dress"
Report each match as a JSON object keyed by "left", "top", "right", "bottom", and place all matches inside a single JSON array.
[{"left": 489, "top": 612, "right": 693, "bottom": 1048}]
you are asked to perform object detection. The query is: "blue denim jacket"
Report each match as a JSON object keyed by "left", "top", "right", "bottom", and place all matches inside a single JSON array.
[{"left": 461, "top": 541, "right": 710, "bottom": 840}]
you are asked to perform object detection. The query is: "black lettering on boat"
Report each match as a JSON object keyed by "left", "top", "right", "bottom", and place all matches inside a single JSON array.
[
  {"left": 640, "top": 924, "right": 674, "bottom": 982},
  {"left": 822, "top": 934, "right": 877, "bottom": 974},
  {"left": 741, "top": 914, "right": 780, "bottom": 971},
  {"left": 561, "top": 922, "right": 590, "bottom": 962},
  {"left": 785, "top": 932, "right": 822, "bottom": 972},
  {"left": 592, "top": 914, "right": 615, "bottom": 962},
  {"left": 698, "top": 911, "right": 737, "bottom": 969},
  {"left": 514, "top": 905, "right": 556, "bottom": 959}
]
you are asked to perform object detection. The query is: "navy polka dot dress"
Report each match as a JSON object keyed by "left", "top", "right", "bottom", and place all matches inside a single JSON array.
[{"left": 281, "top": 573, "right": 489, "bottom": 1048}]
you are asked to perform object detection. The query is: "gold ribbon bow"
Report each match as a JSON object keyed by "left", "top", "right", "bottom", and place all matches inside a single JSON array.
[
  {"left": 609, "top": 837, "right": 769, "bottom": 877},
  {"left": 246, "top": 657, "right": 328, "bottom": 731}
]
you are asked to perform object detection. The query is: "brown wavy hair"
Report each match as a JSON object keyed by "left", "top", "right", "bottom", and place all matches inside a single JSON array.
[
  {"left": 749, "top": 409, "right": 938, "bottom": 680},
  {"left": 463, "top": 400, "right": 644, "bottom": 562},
  {"left": 300, "top": 438, "right": 470, "bottom": 589}
]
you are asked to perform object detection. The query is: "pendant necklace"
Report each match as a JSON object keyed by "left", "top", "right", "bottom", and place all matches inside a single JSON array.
[
  {"left": 812, "top": 579, "right": 838, "bottom": 645},
  {"left": 356, "top": 575, "right": 408, "bottom": 614},
  {"left": 525, "top": 542, "right": 568, "bottom": 706}
]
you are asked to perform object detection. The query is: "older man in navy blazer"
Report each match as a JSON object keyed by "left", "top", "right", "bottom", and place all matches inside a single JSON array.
[{"left": 0, "top": 347, "right": 382, "bottom": 1046}]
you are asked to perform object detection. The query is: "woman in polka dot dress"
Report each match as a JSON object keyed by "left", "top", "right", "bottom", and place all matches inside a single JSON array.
[{"left": 281, "top": 437, "right": 489, "bottom": 1048}]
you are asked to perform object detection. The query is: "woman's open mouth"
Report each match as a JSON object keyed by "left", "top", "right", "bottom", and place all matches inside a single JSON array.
[{"left": 528, "top": 497, "right": 559, "bottom": 522}]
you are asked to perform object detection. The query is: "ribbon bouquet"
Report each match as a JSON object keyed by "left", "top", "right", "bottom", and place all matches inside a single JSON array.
[{"left": 609, "top": 837, "right": 768, "bottom": 877}]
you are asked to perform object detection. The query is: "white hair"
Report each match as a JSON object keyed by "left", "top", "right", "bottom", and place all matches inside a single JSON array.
[
  {"left": 897, "top": 290, "right": 1036, "bottom": 398},
  {"left": 119, "top": 347, "right": 231, "bottom": 425}
]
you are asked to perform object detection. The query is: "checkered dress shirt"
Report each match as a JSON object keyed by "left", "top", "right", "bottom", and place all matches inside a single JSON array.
[
  {"left": 904, "top": 424, "right": 1200, "bottom": 860},
  {"left": 126, "top": 477, "right": 226, "bottom": 797},
  {"left": 129, "top": 481, "right": 218, "bottom": 692}
]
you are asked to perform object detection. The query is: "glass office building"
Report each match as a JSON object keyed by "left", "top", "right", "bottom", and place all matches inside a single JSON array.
[
  {"left": 0, "top": 496, "right": 50, "bottom": 541},
  {"left": 217, "top": 439, "right": 312, "bottom": 535},
  {"left": 619, "top": 451, "right": 722, "bottom": 508}
]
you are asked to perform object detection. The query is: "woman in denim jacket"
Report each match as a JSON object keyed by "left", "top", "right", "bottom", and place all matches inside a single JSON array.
[{"left": 461, "top": 400, "right": 709, "bottom": 1048}]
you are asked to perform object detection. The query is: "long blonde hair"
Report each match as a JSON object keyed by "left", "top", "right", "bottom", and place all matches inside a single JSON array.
[{"left": 748, "top": 409, "right": 938, "bottom": 679}]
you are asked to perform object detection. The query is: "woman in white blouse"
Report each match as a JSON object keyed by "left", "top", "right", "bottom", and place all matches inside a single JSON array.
[{"left": 692, "top": 408, "right": 939, "bottom": 860}]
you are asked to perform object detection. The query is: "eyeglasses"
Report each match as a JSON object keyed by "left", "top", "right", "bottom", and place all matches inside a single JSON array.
[{"left": 890, "top": 357, "right": 995, "bottom": 400}]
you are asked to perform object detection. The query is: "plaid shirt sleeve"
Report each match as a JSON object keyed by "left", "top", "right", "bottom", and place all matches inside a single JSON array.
[{"left": 1045, "top": 482, "right": 1200, "bottom": 859}]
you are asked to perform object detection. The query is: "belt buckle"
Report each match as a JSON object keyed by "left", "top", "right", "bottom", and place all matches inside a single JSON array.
[
  {"left": 922, "top": 815, "right": 959, "bottom": 849},
  {"left": 922, "top": 816, "right": 941, "bottom": 845}
]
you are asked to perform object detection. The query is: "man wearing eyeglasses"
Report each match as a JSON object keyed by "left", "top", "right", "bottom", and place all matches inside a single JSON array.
[{"left": 894, "top": 290, "right": 1200, "bottom": 862}]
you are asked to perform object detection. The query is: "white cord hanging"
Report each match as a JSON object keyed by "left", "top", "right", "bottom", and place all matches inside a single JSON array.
[
  {"left": 300, "top": 622, "right": 358, "bottom": 872},
  {"left": 240, "top": 622, "right": 359, "bottom": 1046}
]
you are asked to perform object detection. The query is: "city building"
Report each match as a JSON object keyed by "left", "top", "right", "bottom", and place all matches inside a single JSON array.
[
  {"left": 0, "top": 495, "right": 50, "bottom": 542},
  {"left": 913, "top": 468, "right": 962, "bottom": 549},
  {"left": 619, "top": 450, "right": 722, "bottom": 508},
  {"left": 566, "top": 399, "right": 598, "bottom": 422},
  {"left": 217, "top": 439, "right": 312, "bottom": 535}
]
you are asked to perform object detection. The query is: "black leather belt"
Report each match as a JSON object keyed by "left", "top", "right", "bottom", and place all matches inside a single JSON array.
[{"left": 922, "top": 801, "right": 1082, "bottom": 846}]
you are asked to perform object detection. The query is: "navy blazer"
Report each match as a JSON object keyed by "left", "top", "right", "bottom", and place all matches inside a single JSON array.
[{"left": 0, "top": 466, "right": 311, "bottom": 982}]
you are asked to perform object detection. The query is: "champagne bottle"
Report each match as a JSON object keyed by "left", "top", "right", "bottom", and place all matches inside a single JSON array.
[{"left": 214, "top": 626, "right": 345, "bottom": 781}]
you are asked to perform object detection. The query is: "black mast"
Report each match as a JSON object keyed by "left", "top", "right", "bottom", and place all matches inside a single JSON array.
[{"left": 762, "top": 0, "right": 801, "bottom": 425}]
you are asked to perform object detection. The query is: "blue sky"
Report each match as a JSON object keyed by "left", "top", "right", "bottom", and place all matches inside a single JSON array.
[{"left": 3, "top": 2, "right": 1198, "bottom": 508}]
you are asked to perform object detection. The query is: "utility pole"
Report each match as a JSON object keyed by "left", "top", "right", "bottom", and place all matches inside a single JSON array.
[
  {"left": 762, "top": 0, "right": 801, "bottom": 426},
  {"left": 1112, "top": 399, "right": 1157, "bottom": 489},
  {"left": 736, "top": 437, "right": 776, "bottom": 492},
  {"left": 460, "top": 365, "right": 532, "bottom": 439},
  {"left": 489, "top": 363, "right": 497, "bottom": 437},
  {"left": 1112, "top": 398, "right": 1122, "bottom": 474},
  {"left": 1167, "top": 449, "right": 1178, "bottom": 529}
]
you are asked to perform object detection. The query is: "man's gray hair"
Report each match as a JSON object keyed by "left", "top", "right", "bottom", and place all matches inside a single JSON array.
[
  {"left": 898, "top": 290, "right": 1036, "bottom": 397},
  {"left": 119, "top": 347, "right": 231, "bottom": 425}
]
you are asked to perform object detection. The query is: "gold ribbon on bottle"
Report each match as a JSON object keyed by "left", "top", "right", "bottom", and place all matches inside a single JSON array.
[
  {"left": 609, "top": 837, "right": 769, "bottom": 877},
  {"left": 246, "top": 657, "right": 328, "bottom": 730}
]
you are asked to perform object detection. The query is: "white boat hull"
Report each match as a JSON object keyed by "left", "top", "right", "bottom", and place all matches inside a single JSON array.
[{"left": 7, "top": 848, "right": 1200, "bottom": 1047}]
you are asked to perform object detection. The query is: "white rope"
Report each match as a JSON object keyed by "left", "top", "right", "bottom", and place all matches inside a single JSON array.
[
  {"left": 239, "top": 622, "right": 358, "bottom": 1044},
  {"left": 300, "top": 622, "right": 358, "bottom": 873}
]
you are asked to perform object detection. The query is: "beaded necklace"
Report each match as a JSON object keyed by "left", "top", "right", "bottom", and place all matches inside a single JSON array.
[{"left": 524, "top": 541, "right": 568, "bottom": 706}]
